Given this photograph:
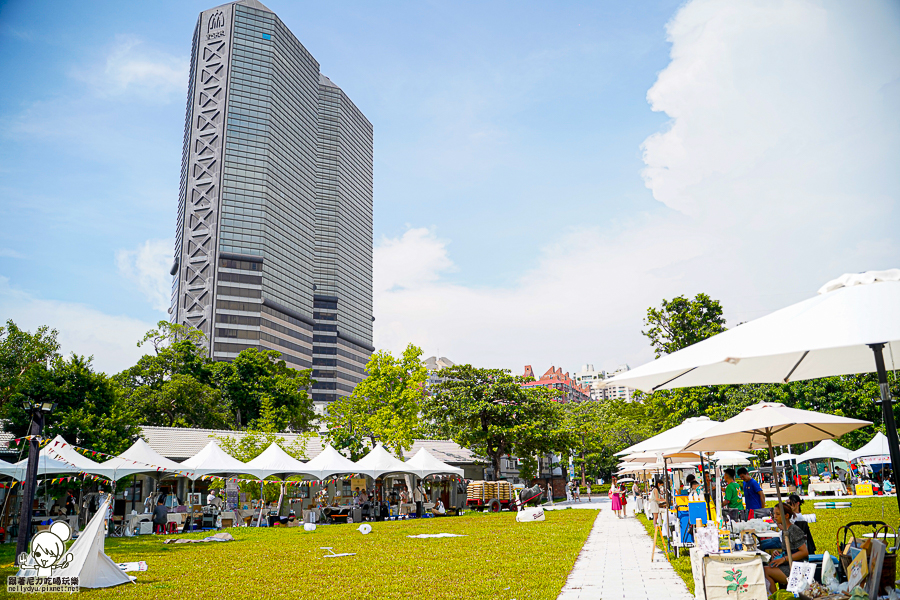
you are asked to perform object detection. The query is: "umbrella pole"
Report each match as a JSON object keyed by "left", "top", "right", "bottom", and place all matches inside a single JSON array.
[
  {"left": 700, "top": 453, "right": 712, "bottom": 521},
  {"left": 870, "top": 343, "right": 900, "bottom": 514},
  {"left": 766, "top": 433, "right": 792, "bottom": 568},
  {"left": 663, "top": 459, "right": 673, "bottom": 556}
]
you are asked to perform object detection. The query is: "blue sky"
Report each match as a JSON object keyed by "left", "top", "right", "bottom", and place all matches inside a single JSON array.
[{"left": 1, "top": 0, "right": 899, "bottom": 375}]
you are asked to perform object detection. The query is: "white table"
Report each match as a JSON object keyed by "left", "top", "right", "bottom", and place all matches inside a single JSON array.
[{"left": 808, "top": 481, "right": 846, "bottom": 496}]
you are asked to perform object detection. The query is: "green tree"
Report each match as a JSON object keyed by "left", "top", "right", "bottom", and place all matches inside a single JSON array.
[
  {"left": 212, "top": 348, "right": 315, "bottom": 431},
  {"left": 423, "top": 365, "right": 561, "bottom": 478},
  {"left": 129, "top": 374, "right": 231, "bottom": 429},
  {"left": 323, "top": 344, "right": 427, "bottom": 459},
  {"left": 0, "top": 320, "right": 60, "bottom": 408},
  {"left": 642, "top": 293, "right": 726, "bottom": 358},
  {"left": 116, "top": 321, "right": 212, "bottom": 392},
  {"left": 5, "top": 354, "right": 140, "bottom": 456}
]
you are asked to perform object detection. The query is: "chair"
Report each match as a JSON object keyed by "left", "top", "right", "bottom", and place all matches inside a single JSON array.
[{"left": 795, "top": 520, "right": 816, "bottom": 554}]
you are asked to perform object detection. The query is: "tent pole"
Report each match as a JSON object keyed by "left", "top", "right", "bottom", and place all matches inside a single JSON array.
[
  {"left": 869, "top": 343, "right": 900, "bottom": 514},
  {"left": 767, "top": 433, "right": 792, "bottom": 568}
]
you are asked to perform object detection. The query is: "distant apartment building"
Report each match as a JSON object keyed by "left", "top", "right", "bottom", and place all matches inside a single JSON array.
[
  {"left": 601, "top": 364, "right": 635, "bottom": 402},
  {"left": 521, "top": 366, "right": 592, "bottom": 402},
  {"left": 573, "top": 364, "right": 605, "bottom": 400},
  {"left": 424, "top": 356, "right": 455, "bottom": 388}
]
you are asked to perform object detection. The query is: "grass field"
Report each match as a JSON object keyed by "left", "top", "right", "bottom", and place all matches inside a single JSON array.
[
  {"left": 637, "top": 496, "right": 900, "bottom": 594},
  {"left": 0, "top": 510, "right": 597, "bottom": 599}
]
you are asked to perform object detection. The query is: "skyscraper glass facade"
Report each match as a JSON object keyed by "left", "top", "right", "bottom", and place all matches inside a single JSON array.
[{"left": 171, "top": 0, "right": 373, "bottom": 405}]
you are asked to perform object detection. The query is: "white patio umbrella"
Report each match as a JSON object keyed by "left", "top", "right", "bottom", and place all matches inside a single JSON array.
[
  {"left": 616, "top": 416, "right": 721, "bottom": 456},
  {"left": 606, "top": 269, "right": 900, "bottom": 512},
  {"left": 684, "top": 401, "right": 871, "bottom": 567},
  {"left": 708, "top": 451, "right": 753, "bottom": 465}
]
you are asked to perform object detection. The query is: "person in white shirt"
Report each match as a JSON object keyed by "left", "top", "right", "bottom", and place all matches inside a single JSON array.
[
  {"left": 431, "top": 499, "right": 446, "bottom": 516},
  {"left": 687, "top": 479, "right": 704, "bottom": 501}
]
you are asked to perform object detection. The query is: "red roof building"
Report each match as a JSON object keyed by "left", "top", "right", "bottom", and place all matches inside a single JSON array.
[{"left": 521, "top": 365, "right": 593, "bottom": 402}]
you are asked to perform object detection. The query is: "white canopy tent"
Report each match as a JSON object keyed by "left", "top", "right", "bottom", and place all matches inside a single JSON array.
[
  {"left": 12, "top": 454, "right": 81, "bottom": 481},
  {"left": 40, "top": 435, "right": 125, "bottom": 481},
  {"left": 180, "top": 440, "right": 251, "bottom": 479},
  {"left": 765, "top": 453, "right": 801, "bottom": 464},
  {"left": 403, "top": 448, "right": 464, "bottom": 478},
  {"left": 99, "top": 438, "right": 193, "bottom": 482},
  {"left": 242, "top": 443, "right": 310, "bottom": 480},
  {"left": 354, "top": 444, "right": 412, "bottom": 479},
  {"left": 796, "top": 439, "right": 852, "bottom": 463},
  {"left": 300, "top": 445, "right": 359, "bottom": 480},
  {"left": 0, "top": 456, "right": 20, "bottom": 479},
  {"left": 850, "top": 432, "right": 892, "bottom": 464}
]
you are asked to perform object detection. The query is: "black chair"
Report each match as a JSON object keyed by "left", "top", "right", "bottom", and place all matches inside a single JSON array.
[{"left": 795, "top": 520, "right": 816, "bottom": 554}]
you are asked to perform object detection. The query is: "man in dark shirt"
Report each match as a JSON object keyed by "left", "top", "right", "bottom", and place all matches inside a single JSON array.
[
  {"left": 738, "top": 468, "right": 766, "bottom": 517},
  {"left": 152, "top": 498, "right": 168, "bottom": 534}
]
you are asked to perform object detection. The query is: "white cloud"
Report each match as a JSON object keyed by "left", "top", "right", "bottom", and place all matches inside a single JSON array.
[
  {"left": 0, "top": 277, "right": 154, "bottom": 375},
  {"left": 74, "top": 35, "right": 188, "bottom": 100},
  {"left": 115, "top": 238, "right": 174, "bottom": 313},
  {"left": 373, "top": 0, "right": 900, "bottom": 373}
]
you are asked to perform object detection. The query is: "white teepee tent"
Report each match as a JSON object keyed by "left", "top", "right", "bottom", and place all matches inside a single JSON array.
[{"left": 18, "top": 495, "right": 133, "bottom": 588}]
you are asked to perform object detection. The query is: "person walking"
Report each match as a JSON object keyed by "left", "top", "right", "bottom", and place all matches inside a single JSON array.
[
  {"left": 649, "top": 480, "right": 666, "bottom": 526},
  {"left": 738, "top": 467, "right": 767, "bottom": 518},
  {"left": 609, "top": 476, "right": 624, "bottom": 518}
]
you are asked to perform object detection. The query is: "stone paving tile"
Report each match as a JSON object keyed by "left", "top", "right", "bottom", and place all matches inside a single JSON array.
[{"left": 557, "top": 499, "right": 693, "bottom": 600}]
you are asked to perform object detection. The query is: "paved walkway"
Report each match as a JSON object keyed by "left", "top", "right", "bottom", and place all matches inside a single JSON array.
[{"left": 557, "top": 498, "right": 693, "bottom": 600}]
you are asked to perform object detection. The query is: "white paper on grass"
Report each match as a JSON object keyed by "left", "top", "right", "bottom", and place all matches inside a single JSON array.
[
  {"left": 17, "top": 496, "right": 133, "bottom": 588},
  {"left": 406, "top": 533, "right": 467, "bottom": 538}
]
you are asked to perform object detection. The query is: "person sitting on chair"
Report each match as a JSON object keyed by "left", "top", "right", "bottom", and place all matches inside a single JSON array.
[
  {"left": 763, "top": 502, "right": 809, "bottom": 593},
  {"left": 152, "top": 498, "right": 168, "bottom": 535}
]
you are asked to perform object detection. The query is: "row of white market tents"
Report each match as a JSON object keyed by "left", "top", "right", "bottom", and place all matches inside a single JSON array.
[{"left": 0, "top": 436, "right": 464, "bottom": 483}]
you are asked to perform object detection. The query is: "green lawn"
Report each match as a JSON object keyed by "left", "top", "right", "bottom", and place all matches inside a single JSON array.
[
  {"left": 0, "top": 510, "right": 597, "bottom": 599},
  {"left": 636, "top": 496, "right": 900, "bottom": 595}
]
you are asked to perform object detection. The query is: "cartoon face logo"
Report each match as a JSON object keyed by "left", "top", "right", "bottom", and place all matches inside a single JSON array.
[{"left": 19, "top": 521, "right": 74, "bottom": 577}]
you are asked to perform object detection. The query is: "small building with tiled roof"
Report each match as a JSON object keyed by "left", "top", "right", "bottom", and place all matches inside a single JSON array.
[{"left": 520, "top": 365, "right": 593, "bottom": 402}]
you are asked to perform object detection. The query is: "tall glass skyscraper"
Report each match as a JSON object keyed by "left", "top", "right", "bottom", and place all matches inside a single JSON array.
[{"left": 170, "top": 0, "right": 373, "bottom": 408}]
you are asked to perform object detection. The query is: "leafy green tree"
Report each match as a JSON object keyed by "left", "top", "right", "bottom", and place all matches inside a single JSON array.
[
  {"left": 323, "top": 344, "right": 427, "bottom": 460},
  {"left": 642, "top": 293, "right": 726, "bottom": 358},
  {"left": 6, "top": 354, "right": 140, "bottom": 456},
  {"left": 211, "top": 348, "right": 315, "bottom": 431},
  {"left": 116, "top": 321, "right": 212, "bottom": 392},
  {"left": 0, "top": 320, "right": 60, "bottom": 408},
  {"left": 129, "top": 374, "right": 231, "bottom": 429},
  {"left": 423, "top": 365, "right": 561, "bottom": 479}
]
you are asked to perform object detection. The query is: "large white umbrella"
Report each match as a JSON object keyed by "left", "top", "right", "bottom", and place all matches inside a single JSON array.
[
  {"left": 616, "top": 416, "right": 721, "bottom": 456},
  {"left": 708, "top": 451, "right": 754, "bottom": 465},
  {"left": 608, "top": 269, "right": 900, "bottom": 512},
  {"left": 684, "top": 401, "right": 871, "bottom": 567}
]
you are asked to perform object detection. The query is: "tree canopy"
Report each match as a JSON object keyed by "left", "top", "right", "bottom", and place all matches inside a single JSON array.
[
  {"left": 323, "top": 344, "right": 427, "bottom": 459},
  {"left": 423, "top": 365, "right": 561, "bottom": 478}
]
